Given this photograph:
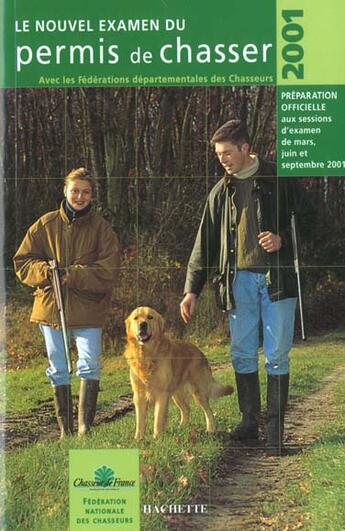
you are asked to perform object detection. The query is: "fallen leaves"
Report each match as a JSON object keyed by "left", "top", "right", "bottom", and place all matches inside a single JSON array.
[
  {"left": 177, "top": 475, "right": 189, "bottom": 488},
  {"left": 179, "top": 450, "right": 195, "bottom": 463},
  {"left": 140, "top": 463, "right": 155, "bottom": 481}
]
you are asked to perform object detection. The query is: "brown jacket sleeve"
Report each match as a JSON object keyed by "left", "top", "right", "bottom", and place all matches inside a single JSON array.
[{"left": 13, "top": 222, "right": 52, "bottom": 288}]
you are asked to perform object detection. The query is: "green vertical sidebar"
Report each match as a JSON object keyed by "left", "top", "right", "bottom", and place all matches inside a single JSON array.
[
  {"left": 277, "top": 0, "right": 345, "bottom": 86},
  {"left": 277, "top": 0, "right": 345, "bottom": 176}
]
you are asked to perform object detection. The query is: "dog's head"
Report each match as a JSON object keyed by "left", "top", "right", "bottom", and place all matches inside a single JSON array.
[{"left": 125, "top": 307, "right": 165, "bottom": 346}]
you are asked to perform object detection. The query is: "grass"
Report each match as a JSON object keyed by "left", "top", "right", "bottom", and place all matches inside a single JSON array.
[
  {"left": 257, "top": 334, "right": 345, "bottom": 531},
  {"left": 6, "top": 357, "right": 132, "bottom": 415},
  {"left": 4, "top": 330, "right": 345, "bottom": 530},
  {"left": 6, "top": 329, "right": 343, "bottom": 414},
  {"left": 6, "top": 387, "right": 232, "bottom": 530},
  {"left": 282, "top": 381, "right": 345, "bottom": 531}
]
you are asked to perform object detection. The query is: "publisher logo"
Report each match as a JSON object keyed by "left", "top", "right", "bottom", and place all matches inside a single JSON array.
[{"left": 73, "top": 464, "right": 136, "bottom": 490}]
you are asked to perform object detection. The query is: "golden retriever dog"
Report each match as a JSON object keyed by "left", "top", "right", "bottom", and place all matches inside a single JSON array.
[{"left": 124, "top": 306, "right": 233, "bottom": 440}]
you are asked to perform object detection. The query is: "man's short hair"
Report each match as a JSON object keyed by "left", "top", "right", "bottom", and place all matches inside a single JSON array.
[{"left": 210, "top": 120, "right": 250, "bottom": 147}]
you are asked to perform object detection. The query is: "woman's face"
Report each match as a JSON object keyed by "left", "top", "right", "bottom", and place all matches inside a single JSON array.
[{"left": 65, "top": 179, "right": 93, "bottom": 210}]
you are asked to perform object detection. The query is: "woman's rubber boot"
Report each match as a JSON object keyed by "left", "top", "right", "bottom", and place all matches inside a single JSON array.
[
  {"left": 230, "top": 371, "right": 261, "bottom": 441},
  {"left": 78, "top": 379, "right": 99, "bottom": 436},
  {"left": 266, "top": 374, "right": 289, "bottom": 456},
  {"left": 53, "top": 384, "right": 74, "bottom": 439}
]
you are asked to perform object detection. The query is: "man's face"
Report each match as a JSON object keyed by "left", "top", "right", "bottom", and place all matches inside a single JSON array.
[
  {"left": 215, "top": 141, "right": 250, "bottom": 175},
  {"left": 65, "top": 179, "right": 93, "bottom": 210}
]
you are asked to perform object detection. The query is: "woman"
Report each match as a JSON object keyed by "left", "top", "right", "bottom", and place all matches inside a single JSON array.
[{"left": 13, "top": 168, "right": 120, "bottom": 438}]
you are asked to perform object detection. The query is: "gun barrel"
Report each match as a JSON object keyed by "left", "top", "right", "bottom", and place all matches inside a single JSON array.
[
  {"left": 291, "top": 213, "right": 306, "bottom": 341},
  {"left": 49, "top": 260, "right": 72, "bottom": 373}
]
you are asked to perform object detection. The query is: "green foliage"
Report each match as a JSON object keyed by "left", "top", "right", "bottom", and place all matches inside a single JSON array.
[
  {"left": 6, "top": 283, "right": 45, "bottom": 366},
  {"left": 6, "top": 358, "right": 131, "bottom": 415},
  {"left": 5, "top": 333, "right": 345, "bottom": 530},
  {"left": 304, "top": 272, "right": 345, "bottom": 332},
  {"left": 282, "top": 381, "right": 345, "bottom": 531}
]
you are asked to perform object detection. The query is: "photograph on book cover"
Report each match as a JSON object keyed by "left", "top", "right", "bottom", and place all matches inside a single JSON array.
[{"left": 2, "top": 1, "right": 345, "bottom": 530}]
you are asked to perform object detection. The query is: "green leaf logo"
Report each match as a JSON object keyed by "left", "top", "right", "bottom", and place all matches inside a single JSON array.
[{"left": 94, "top": 465, "right": 115, "bottom": 487}]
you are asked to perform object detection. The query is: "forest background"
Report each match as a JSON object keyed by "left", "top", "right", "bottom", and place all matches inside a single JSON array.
[{"left": 4, "top": 85, "right": 345, "bottom": 359}]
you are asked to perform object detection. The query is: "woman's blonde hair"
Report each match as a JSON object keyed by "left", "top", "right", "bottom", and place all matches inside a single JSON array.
[{"left": 64, "top": 167, "right": 96, "bottom": 193}]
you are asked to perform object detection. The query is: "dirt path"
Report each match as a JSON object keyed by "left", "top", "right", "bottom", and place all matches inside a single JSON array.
[
  {"left": 3, "top": 394, "right": 134, "bottom": 450},
  {"left": 4, "top": 365, "right": 344, "bottom": 529},
  {"left": 2, "top": 361, "right": 225, "bottom": 450},
  {"left": 166, "top": 366, "right": 345, "bottom": 530}
]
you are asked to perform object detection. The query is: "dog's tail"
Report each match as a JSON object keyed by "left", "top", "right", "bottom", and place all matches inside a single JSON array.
[{"left": 210, "top": 379, "right": 234, "bottom": 399}]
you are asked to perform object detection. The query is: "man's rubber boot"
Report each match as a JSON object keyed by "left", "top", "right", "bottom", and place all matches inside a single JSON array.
[
  {"left": 266, "top": 373, "right": 289, "bottom": 456},
  {"left": 53, "top": 384, "right": 74, "bottom": 439},
  {"left": 78, "top": 379, "right": 100, "bottom": 436},
  {"left": 230, "top": 371, "right": 261, "bottom": 441}
]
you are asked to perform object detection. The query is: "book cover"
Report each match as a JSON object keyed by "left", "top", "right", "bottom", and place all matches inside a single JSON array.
[{"left": 2, "top": 1, "right": 345, "bottom": 529}]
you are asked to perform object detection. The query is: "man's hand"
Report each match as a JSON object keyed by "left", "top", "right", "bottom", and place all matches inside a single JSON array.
[
  {"left": 258, "top": 231, "right": 282, "bottom": 253},
  {"left": 180, "top": 293, "right": 197, "bottom": 324}
]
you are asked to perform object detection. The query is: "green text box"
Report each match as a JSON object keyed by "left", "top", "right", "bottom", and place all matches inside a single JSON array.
[
  {"left": 278, "top": 85, "right": 345, "bottom": 176},
  {"left": 4, "top": 0, "right": 276, "bottom": 88},
  {"left": 277, "top": 0, "right": 345, "bottom": 85},
  {"left": 69, "top": 449, "right": 140, "bottom": 530}
]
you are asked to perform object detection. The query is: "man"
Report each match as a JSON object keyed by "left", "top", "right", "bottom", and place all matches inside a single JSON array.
[{"left": 180, "top": 120, "right": 306, "bottom": 456}]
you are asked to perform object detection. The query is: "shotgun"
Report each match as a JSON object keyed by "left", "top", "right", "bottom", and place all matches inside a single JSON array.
[
  {"left": 49, "top": 259, "right": 72, "bottom": 373},
  {"left": 291, "top": 212, "right": 306, "bottom": 341}
]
